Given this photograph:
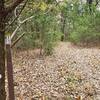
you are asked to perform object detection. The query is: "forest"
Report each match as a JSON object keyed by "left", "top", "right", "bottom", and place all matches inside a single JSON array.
[{"left": 0, "top": 0, "right": 100, "bottom": 100}]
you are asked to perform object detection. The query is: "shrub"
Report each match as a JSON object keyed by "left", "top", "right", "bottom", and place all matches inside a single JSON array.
[{"left": 68, "top": 12, "right": 100, "bottom": 45}]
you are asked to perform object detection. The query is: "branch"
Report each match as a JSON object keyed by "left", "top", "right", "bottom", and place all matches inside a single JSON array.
[
  {"left": 5, "top": 0, "right": 28, "bottom": 31},
  {"left": 96, "top": 0, "right": 99, "bottom": 6},
  {"left": 54, "top": 0, "right": 63, "bottom": 10},
  {"left": 20, "top": 15, "right": 36, "bottom": 23},
  {"left": 5, "top": 0, "right": 25, "bottom": 14},
  {"left": 11, "top": 33, "right": 25, "bottom": 48},
  {"left": 11, "top": 15, "right": 35, "bottom": 40},
  {"left": 11, "top": 24, "right": 21, "bottom": 39},
  {"left": 11, "top": 8, "right": 51, "bottom": 40}
]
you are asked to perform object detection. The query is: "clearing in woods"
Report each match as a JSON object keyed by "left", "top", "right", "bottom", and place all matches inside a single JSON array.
[{"left": 11, "top": 42, "right": 100, "bottom": 100}]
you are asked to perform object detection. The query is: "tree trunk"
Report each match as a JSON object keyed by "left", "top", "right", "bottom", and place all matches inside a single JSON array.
[
  {"left": 0, "top": 0, "right": 6, "bottom": 100},
  {"left": 6, "top": 42, "right": 15, "bottom": 100},
  {"left": 0, "top": 0, "right": 25, "bottom": 99},
  {"left": 61, "top": 12, "right": 66, "bottom": 41}
]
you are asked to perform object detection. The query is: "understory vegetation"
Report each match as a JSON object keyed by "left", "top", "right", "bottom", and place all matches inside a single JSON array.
[
  {"left": 69, "top": 10, "right": 100, "bottom": 45},
  {"left": 9, "top": 0, "right": 100, "bottom": 54}
]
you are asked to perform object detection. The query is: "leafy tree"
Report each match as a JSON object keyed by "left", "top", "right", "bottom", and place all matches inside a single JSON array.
[
  {"left": 68, "top": 0, "right": 100, "bottom": 45},
  {"left": 13, "top": 0, "right": 62, "bottom": 55}
]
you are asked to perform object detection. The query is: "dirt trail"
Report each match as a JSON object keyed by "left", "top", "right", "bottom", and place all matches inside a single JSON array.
[{"left": 12, "top": 42, "right": 100, "bottom": 100}]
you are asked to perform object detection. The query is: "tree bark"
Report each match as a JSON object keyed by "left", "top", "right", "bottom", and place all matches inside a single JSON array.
[
  {"left": 0, "top": 0, "right": 25, "bottom": 100},
  {"left": 6, "top": 42, "right": 15, "bottom": 100},
  {"left": 0, "top": 0, "right": 6, "bottom": 100}
]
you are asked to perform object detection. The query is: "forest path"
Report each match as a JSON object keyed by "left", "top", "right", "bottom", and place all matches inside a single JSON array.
[{"left": 13, "top": 42, "right": 100, "bottom": 100}]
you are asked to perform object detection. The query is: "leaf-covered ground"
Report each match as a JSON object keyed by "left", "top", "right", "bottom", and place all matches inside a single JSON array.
[{"left": 7, "top": 42, "right": 100, "bottom": 100}]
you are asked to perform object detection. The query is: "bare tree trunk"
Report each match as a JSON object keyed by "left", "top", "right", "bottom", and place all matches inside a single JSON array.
[
  {"left": 0, "top": 0, "right": 6, "bottom": 100},
  {"left": 0, "top": 0, "right": 25, "bottom": 99},
  {"left": 6, "top": 39, "right": 15, "bottom": 100}
]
